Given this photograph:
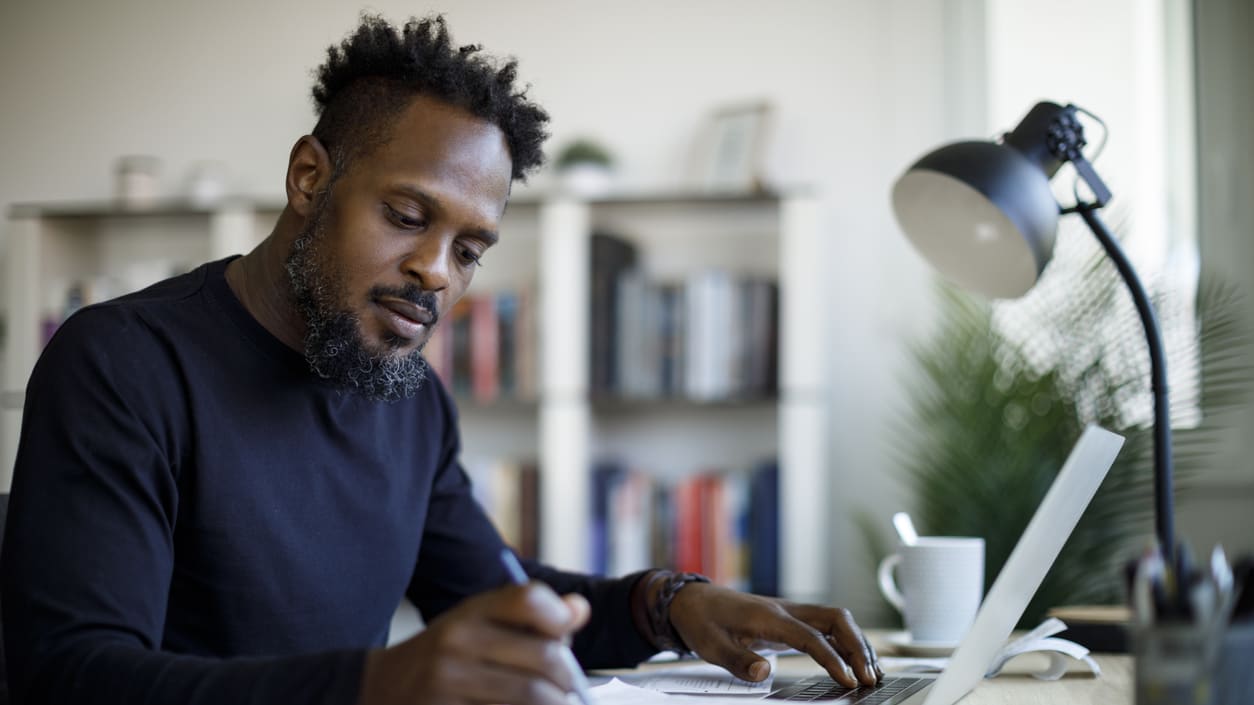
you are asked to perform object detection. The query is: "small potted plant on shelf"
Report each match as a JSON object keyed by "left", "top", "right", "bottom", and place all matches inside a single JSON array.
[{"left": 554, "top": 138, "right": 615, "bottom": 197}]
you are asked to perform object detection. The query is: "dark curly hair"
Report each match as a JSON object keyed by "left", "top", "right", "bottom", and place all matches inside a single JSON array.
[{"left": 311, "top": 14, "right": 549, "bottom": 182}]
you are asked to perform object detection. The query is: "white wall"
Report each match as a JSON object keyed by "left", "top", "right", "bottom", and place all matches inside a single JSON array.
[{"left": 0, "top": 0, "right": 1220, "bottom": 620}]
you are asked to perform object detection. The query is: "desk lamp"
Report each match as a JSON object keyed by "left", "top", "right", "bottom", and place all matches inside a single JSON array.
[{"left": 889, "top": 101, "right": 1175, "bottom": 564}]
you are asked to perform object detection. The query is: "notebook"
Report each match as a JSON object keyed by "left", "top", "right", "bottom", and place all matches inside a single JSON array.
[{"left": 767, "top": 424, "right": 1125, "bottom": 704}]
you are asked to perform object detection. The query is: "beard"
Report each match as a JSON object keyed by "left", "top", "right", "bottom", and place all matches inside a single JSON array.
[{"left": 283, "top": 193, "right": 433, "bottom": 402}]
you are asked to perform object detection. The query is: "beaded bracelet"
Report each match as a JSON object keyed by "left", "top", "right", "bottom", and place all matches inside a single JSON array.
[{"left": 649, "top": 571, "right": 711, "bottom": 653}]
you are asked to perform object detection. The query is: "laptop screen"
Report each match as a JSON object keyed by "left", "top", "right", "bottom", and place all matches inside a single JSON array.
[{"left": 921, "top": 425, "right": 1124, "bottom": 705}]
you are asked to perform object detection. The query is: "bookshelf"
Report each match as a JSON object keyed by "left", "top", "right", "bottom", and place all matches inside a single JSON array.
[{"left": 1, "top": 190, "right": 831, "bottom": 603}]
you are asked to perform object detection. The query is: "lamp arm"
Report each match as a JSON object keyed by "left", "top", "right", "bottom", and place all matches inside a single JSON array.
[{"left": 1075, "top": 204, "right": 1175, "bottom": 564}]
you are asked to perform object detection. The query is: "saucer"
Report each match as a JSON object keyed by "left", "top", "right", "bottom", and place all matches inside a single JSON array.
[{"left": 885, "top": 631, "right": 960, "bottom": 657}]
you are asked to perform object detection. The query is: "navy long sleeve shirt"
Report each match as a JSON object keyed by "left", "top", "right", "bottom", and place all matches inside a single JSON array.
[{"left": 1, "top": 257, "right": 655, "bottom": 704}]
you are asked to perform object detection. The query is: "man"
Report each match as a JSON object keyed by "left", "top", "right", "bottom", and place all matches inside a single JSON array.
[{"left": 2, "top": 14, "right": 881, "bottom": 705}]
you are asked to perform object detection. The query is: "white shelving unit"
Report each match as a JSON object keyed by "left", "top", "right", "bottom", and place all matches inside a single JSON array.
[
  {"left": 1, "top": 191, "right": 831, "bottom": 602},
  {"left": 530, "top": 194, "right": 830, "bottom": 602}
]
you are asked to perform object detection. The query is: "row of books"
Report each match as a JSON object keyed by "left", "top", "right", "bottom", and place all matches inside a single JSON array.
[
  {"left": 591, "top": 460, "right": 780, "bottom": 595},
  {"left": 464, "top": 455, "right": 781, "bottom": 595},
  {"left": 424, "top": 290, "right": 538, "bottom": 403},
  {"left": 592, "top": 232, "right": 779, "bottom": 401}
]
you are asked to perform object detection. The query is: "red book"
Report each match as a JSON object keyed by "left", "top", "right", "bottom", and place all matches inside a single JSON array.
[
  {"left": 470, "top": 296, "right": 500, "bottom": 403},
  {"left": 701, "top": 475, "right": 727, "bottom": 583},
  {"left": 674, "top": 477, "right": 704, "bottom": 574}
]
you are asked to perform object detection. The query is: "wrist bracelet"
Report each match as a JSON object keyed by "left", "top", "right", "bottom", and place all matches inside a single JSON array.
[{"left": 649, "top": 571, "right": 711, "bottom": 653}]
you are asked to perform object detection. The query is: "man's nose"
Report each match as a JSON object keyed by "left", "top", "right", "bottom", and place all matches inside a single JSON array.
[{"left": 400, "top": 235, "right": 452, "bottom": 292}]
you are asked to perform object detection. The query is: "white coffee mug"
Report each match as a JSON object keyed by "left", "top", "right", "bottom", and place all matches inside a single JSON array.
[{"left": 877, "top": 537, "right": 985, "bottom": 644}]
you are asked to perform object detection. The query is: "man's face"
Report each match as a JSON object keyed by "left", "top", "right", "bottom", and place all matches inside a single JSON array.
[{"left": 286, "top": 94, "right": 513, "bottom": 401}]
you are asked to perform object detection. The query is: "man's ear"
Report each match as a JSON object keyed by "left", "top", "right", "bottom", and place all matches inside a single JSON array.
[{"left": 285, "top": 135, "right": 334, "bottom": 217}]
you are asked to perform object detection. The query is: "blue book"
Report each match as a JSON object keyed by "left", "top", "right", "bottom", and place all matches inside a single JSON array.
[
  {"left": 748, "top": 461, "right": 780, "bottom": 596},
  {"left": 590, "top": 462, "right": 624, "bottom": 576}
]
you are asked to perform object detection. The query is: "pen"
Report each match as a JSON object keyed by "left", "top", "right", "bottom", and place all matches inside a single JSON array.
[{"left": 499, "top": 548, "right": 597, "bottom": 705}]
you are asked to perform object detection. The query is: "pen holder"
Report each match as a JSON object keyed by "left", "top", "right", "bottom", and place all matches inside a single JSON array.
[{"left": 1131, "top": 621, "right": 1254, "bottom": 705}]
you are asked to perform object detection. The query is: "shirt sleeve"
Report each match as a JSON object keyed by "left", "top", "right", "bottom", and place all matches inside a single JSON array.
[
  {"left": 1, "top": 308, "right": 365, "bottom": 705},
  {"left": 404, "top": 377, "right": 658, "bottom": 669}
]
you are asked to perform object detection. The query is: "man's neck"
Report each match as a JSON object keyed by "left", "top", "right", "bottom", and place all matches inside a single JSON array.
[{"left": 224, "top": 208, "right": 306, "bottom": 352}]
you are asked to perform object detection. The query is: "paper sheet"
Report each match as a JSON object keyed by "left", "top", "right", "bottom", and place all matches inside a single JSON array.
[
  {"left": 983, "top": 618, "right": 1102, "bottom": 681},
  {"left": 620, "top": 654, "right": 776, "bottom": 694},
  {"left": 591, "top": 678, "right": 769, "bottom": 705},
  {"left": 590, "top": 679, "right": 682, "bottom": 705}
]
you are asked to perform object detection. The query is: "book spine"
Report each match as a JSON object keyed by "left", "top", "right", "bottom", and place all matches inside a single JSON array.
[
  {"left": 590, "top": 462, "right": 622, "bottom": 576},
  {"left": 518, "top": 462, "right": 541, "bottom": 559},
  {"left": 515, "top": 286, "right": 537, "bottom": 400},
  {"left": 748, "top": 461, "right": 780, "bottom": 596},
  {"left": 449, "top": 299, "right": 474, "bottom": 397},
  {"left": 470, "top": 296, "right": 500, "bottom": 403},
  {"left": 674, "top": 476, "right": 704, "bottom": 574},
  {"left": 590, "top": 233, "right": 638, "bottom": 396},
  {"left": 496, "top": 291, "right": 518, "bottom": 398}
]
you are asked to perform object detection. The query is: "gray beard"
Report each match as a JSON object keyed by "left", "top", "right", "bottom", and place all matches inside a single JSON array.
[{"left": 283, "top": 196, "right": 429, "bottom": 402}]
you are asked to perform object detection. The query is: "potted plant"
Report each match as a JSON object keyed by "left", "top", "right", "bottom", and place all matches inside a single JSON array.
[{"left": 554, "top": 138, "right": 615, "bottom": 197}]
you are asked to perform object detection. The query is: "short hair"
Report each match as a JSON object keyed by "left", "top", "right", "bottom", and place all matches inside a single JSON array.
[{"left": 311, "top": 14, "right": 549, "bottom": 182}]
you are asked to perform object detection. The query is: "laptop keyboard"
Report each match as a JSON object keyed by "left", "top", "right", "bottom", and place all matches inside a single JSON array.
[{"left": 767, "top": 675, "right": 930, "bottom": 703}]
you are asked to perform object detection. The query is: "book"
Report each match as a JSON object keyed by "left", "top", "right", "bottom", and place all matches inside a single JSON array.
[
  {"left": 590, "top": 232, "right": 639, "bottom": 396},
  {"left": 470, "top": 296, "right": 500, "bottom": 402},
  {"left": 590, "top": 462, "right": 625, "bottom": 575},
  {"left": 656, "top": 284, "right": 686, "bottom": 396},
  {"left": 748, "top": 461, "right": 780, "bottom": 596},
  {"left": 447, "top": 298, "right": 474, "bottom": 397},
  {"left": 741, "top": 279, "right": 779, "bottom": 397},
  {"left": 514, "top": 286, "right": 538, "bottom": 400},
  {"left": 496, "top": 291, "right": 519, "bottom": 398},
  {"left": 517, "top": 462, "right": 541, "bottom": 559}
]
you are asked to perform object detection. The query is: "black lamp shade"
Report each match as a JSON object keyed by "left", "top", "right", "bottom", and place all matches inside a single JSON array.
[{"left": 891, "top": 140, "right": 1060, "bottom": 299}]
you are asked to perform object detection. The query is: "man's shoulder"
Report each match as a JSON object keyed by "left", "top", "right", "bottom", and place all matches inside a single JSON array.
[
  {"left": 60, "top": 259, "right": 220, "bottom": 329},
  {"left": 100, "top": 260, "right": 217, "bottom": 315}
]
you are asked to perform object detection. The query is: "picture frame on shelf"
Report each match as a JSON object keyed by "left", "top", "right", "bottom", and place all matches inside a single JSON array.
[{"left": 691, "top": 102, "right": 772, "bottom": 194}]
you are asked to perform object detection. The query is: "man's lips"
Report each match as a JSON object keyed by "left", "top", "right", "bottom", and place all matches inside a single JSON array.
[
  {"left": 374, "top": 297, "right": 436, "bottom": 340},
  {"left": 376, "top": 298, "right": 435, "bottom": 325}
]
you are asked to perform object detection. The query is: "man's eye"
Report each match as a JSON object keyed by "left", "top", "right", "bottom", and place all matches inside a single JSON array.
[
  {"left": 458, "top": 248, "right": 484, "bottom": 267},
  {"left": 385, "top": 204, "right": 426, "bottom": 229}
]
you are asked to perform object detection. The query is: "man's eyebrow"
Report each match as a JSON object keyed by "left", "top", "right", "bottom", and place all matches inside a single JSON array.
[{"left": 390, "top": 184, "right": 499, "bottom": 245}]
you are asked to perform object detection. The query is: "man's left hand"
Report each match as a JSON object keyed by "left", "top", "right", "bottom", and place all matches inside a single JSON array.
[{"left": 668, "top": 583, "right": 883, "bottom": 688}]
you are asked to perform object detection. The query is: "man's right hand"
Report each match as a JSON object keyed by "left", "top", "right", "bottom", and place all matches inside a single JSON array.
[{"left": 357, "top": 582, "right": 590, "bottom": 705}]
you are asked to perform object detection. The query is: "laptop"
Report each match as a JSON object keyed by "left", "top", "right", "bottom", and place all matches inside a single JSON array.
[{"left": 767, "top": 425, "right": 1124, "bottom": 705}]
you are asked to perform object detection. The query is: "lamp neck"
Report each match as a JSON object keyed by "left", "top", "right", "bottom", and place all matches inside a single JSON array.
[{"left": 1076, "top": 204, "right": 1175, "bottom": 566}]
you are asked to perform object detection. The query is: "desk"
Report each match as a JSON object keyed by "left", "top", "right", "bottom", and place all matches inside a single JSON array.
[{"left": 598, "top": 631, "right": 1133, "bottom": 705}]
